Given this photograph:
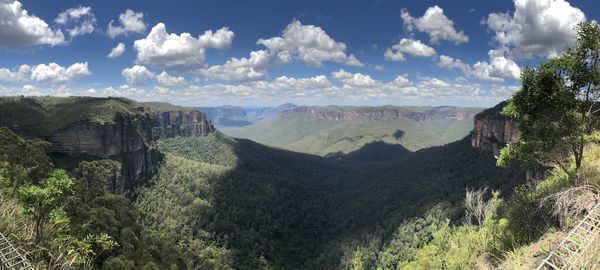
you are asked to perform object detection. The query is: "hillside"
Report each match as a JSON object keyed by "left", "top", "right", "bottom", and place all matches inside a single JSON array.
[
  {"left": 223, "top": 105, "right": 482, "bottom": 156},
  {"left": 4, "top": 96, "right": 597, "bottom": 269},
  {"left": 136, "top": 128, "right": 524, "bottom": 269},
  {"left": 0, "top": 96, "right": 149, "bottom": 136}
]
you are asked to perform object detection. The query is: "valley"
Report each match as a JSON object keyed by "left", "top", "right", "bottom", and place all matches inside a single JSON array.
[
  {"left": 0, "top": 96, "right": 524, "bottom": 269},
  {"left": 213, "top": 105, "right": 482, "bottom": 156},
  {"left": 1, "top": 1, "right": 599, "bottom": 269}
]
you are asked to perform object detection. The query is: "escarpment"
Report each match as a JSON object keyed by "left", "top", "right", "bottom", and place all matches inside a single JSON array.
[
  {"left": 0, "top": 97, "right": 214, "bottom": 195},
  {"left": 279, "top": 106, "right": 479, "bottom": 122},
  {"left": 471, "top": 101, "right": 519, "bottom": 157},
  {"left": 49, "top": 111, "right": 214, "bottom": 194}
]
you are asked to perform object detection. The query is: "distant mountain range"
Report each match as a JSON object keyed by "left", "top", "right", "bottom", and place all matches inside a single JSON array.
[
  {"left": 195, "top": 103, "right": 298, "bottom": 127},
  {"left": 222, "top": 105, "right": 483, "bottom": 156}
]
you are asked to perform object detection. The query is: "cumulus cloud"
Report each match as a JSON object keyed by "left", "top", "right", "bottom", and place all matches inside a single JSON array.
[
  {"left": 484, "top": 0, "right": 586, "bottom": 59},
  {"left": 384, "top": 38, "right": 436, "bottom": 61},
  {"left": 156, "top": 71, "right": 186, "bottom": 86},
  {"left": 401, "top": 6, "right": 469, "bottom": 44},
  {"left": 107, "top": 43, "right": 126, "bottom": 58},
  {"left": 122, "top": 65, "right": 154, "bottom": 84},
  {"left": 107, "top": 9, "right": 147, "bottom": 38},
  {"left": 0, "top": 64, "right": 30, "bottom": 81},
  {"left": 55, "top": 6, "right": 96, "bottom": 37},
  {"left": 198, "top": 27, "right": 235, "bottom": 50},
  {"left": 193, "top": 20, "right": 363, "bottom": 82},
  {"left": 471, "top": 53, "right": 521, "bottom": 82},
  {"left": 0, "top": 0, "right": 65, "bottom": 46},
  {"left": 331, "top": 69, "right": 379, "bottom": 87},
  {"left": 437, "top": 55, "right": 469, "bottom": 73},
  {"left": 133, "top": 22, "right": 234, "bottom": 70},
  {"left": 199, "top": 50, "right": 268, "bottom": 81},
  {"left": 29, "top": 62, "right": 90, "bottom": 82},
  {"left": 435, "top": 53, "right": 521, "bottom": 82},
  {"left": 257, "top": 20, "right": 363, "bottom": 67}
]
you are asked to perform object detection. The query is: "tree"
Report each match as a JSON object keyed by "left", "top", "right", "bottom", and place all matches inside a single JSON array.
[
  {"left": 19, "top": 169, "right": 74, "bottom": 242},
  {"left": 350, "top": 247, "right": 365, "bottom": 270},
  {"left": 498, "top": 22, "right": 600, "bottom": 181}
]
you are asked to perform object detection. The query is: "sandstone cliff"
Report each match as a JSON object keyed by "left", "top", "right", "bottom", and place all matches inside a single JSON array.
[
  {"left": 152, "top": 110, "right": 215, "bottom": 138},
  {"left": 47, "top": 110, "right": 214, "bottom": 195},
  {"left": 470, "top": 101, "right": 519, "bottom": 156},
  {"left": 0, "top": 97, "right": 214, "bottom": 196},
  {"left": 279, "top": 106, "right": 480, "bottom": 122}
]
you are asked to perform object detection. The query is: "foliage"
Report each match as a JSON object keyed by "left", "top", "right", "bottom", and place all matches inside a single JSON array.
[
  {"left": 0, "top": 127, "right": 53, "bottom": 189},
  {"left": 0, "top": 96, "right": 150, "bottom": 136},
  {"left": 499, "top": 22, "right": 600, "bottom": 177},
  {"left": 19, "top": 169, "right": 74, "bottom": 242},
  {"left": 65, "top": 160, "right": 186, "bottom": 269}
]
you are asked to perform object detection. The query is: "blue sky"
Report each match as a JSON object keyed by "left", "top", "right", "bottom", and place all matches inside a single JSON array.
[{"left": 0, "top": 0, "right": 598, "bottom": 107}]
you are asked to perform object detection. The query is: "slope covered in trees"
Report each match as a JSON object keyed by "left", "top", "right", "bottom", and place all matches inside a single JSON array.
[
  {"left": 222, "top": 106, "right": 481, "bottom": 156},
  {"left": 135, "top": 131, "right": 524, "bottom": 269}
]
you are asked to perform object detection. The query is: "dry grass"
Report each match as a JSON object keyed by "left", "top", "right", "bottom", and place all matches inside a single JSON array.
[
  {"left": 0, "top": 191, "right": 89, "bottom": 270},
  {"left": 541, "top": 185, "right": 599, "bottom": 229}
]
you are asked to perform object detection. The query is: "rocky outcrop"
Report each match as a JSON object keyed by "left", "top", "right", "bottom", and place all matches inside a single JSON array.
[
  {"left": 46, "top": 110, "right": 214, "bottom": 195},
  {"left": 471, "top": 102, "right": 519, "bottom": 156},
  {"left": 279, "top": 106, "right": 479, "bottom": 122},
  {"left": 152, "top": 110, "right": 215, "bottom": 138}
]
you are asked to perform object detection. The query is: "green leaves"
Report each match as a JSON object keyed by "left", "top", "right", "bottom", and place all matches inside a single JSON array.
[
  {"left": 18, "top": 169, "right": 74, "bottom": 242},
  {"left": 499, "top": 22, "right": 600, "bottom": 174}
]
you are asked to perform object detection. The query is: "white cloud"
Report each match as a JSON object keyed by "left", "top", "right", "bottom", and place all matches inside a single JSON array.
[
  {"left": 55, "top": 6, "right": 96, "bottom": 37},
  {"left": 198, "top": 20, "right": 362, "bottom": 82},
  {"left": 199, "top": 51, "right": 268, "bottom": 81},
  {"left": 257, "top": 20, "right": 363, "bottom": 67},
  {"left": 484, "top": 0, "right": 586, "bottom": 59},
  {"left": 384, "top": 38, "right": 436, "bottom": 61},
  {"left": 133, "top": 22, "right": 234, "bottom": 70},
  {"left": 198, "top": 27, "right": 235, "bottom": 49},
  {"left": 331, "top": 69, "right": 379, "bottom": 87},
  {"left": 157, "top": 71, "right": 186, "bottom": 86},
  {"left": 30, "top": 62, "right": 90, "bottom": 82},
  {"left": 471, "top": 53, "right": 521, "bottom": 82},
  {"left": 401, "top": 5, "right": 469, "bottom": 44},
  {"left": 374, "top": 65, "right": 384, "bottom": 72},
  {"left": 0, "top": 64, "right": 30, "bottom": 81},
  {"left": 107, "top": 43, "right": 126, "bottom": 58},
  {"left": 0, "top": 0, "right": 65, "bottom": 46},
  {"left": 107, "top": 9, "right": 147, "bottom": 38},
  {"left": 122, "top": 65, "right": 154, "bottom": 84},
  {"left": 437, "top": 55, "right": 469, "bottom": 73}
]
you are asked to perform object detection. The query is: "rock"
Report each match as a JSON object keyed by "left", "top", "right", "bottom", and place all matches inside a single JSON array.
[
  {"left": 152, "top": 110, "right": 215, "bottom": 138},
  {"left": 471, "top": 101, "right": 519, "bottom": 157}
]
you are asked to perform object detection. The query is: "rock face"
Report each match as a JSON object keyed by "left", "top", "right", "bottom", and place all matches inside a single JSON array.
[
  {"left": 279, "top": 106, "right": 479, "bottom": 122},
  {"left": 471, "top": 102, "right": 519, "bottom": 156},
  {"left": 152, "top": 110, "right": 215, "bottom": 138},
  {"left": 47, "top": 110, "right": 214, "bottom": 195}
]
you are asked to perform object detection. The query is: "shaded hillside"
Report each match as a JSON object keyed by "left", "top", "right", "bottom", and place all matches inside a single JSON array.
[
  {"left": 137, "top": 129, "right": 523, "bottom": 269},
  {"left": 223, "top": 105, "right": 482, "bottom": 156},
  {"left": 0, "top": 97, "right": 525, "bottom": 269}
]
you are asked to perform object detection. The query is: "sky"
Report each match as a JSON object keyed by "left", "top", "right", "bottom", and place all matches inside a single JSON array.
[{"left": 0, "top": 0, "right": 598, "bottom": 107}]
